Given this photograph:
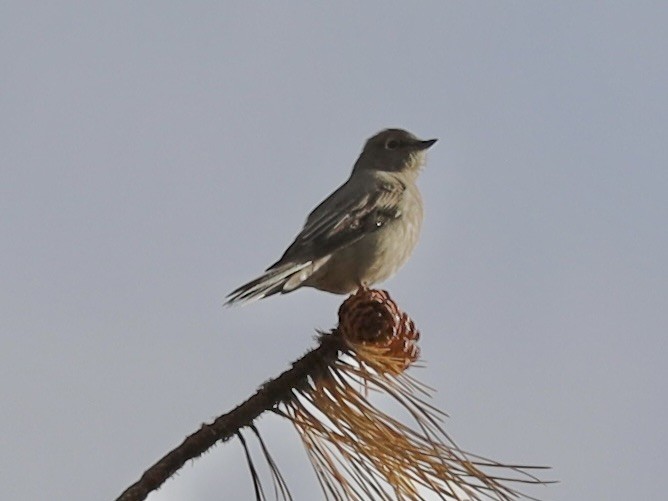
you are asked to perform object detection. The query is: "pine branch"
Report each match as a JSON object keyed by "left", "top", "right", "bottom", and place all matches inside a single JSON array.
[
  {"left": 115, "top": 289, "right": 551, "bottom": 501},
  {"left": 115, "top": 335, "right": 343, "bottom": 501}
]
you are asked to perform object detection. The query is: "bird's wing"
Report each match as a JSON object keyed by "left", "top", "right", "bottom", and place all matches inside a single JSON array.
[{"left": 269, "top": 176, "right": 405, "bottom": 268}]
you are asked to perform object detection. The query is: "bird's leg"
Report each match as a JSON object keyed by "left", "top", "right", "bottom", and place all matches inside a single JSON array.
[{"left": 355, "top": 281, "right": 370, "bottom": 297}]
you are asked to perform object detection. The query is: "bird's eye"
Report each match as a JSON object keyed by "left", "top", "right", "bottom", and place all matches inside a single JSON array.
[{"left": 385, "top": 139, "right": 399, "bottom": 150}]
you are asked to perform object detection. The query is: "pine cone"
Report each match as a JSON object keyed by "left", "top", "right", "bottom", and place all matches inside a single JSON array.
[{"left": 338, "top": 288, "right": 420, "bottom": 369}]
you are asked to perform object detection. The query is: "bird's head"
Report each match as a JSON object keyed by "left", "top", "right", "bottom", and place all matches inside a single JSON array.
[{"left": 354, "top": 128, "right": 437, "bottom": 176}]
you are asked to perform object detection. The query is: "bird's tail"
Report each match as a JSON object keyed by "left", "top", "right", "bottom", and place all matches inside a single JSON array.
[{"left": 224, "top": 262, "right": 311, "bottom": 306}]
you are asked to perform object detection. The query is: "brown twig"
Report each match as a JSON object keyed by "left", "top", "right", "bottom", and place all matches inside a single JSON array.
[
  {"left": 115, "top": 334, "right": 343, "bottom": 501},
  {"left": 116, "top": 289, "right": 551, "bottom": 500}
]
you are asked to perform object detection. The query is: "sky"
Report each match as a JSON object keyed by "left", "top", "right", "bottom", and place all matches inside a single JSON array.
[{"left": 1, "top": 2, "right": 667, "bottom": 500}]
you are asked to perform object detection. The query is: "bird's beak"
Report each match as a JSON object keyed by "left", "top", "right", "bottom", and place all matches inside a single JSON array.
[{"left": 415, "top": 138, "right": 438, "bottom": 150}]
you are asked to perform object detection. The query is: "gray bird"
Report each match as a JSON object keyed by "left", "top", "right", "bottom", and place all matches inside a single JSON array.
[{"left": 225, "top": 128, "right": 437, "bottom": 305}]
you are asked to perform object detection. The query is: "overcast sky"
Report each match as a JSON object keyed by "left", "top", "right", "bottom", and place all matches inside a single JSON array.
[{"left": 2, "top": 2, "right": 666, "bottom": 500}]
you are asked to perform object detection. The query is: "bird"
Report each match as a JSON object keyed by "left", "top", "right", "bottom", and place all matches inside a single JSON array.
[{"left": 225, "top": 128, "right": 437, "bottom": 306}]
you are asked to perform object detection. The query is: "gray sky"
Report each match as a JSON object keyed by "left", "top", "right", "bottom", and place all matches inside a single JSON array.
[{"left": 2, "top": 2, "right": 666, "bottom": 500}]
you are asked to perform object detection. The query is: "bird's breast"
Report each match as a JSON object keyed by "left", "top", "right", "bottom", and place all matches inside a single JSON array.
[{"left": 307, "top": 186, "right": 423, "bottom": 293}]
